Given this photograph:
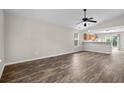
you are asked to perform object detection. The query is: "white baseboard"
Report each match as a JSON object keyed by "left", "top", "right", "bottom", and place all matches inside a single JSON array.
[
  {"left": 0, "top": 63, "right": 5, "bottom": 79},
  {"left": 83, "top": 49, "right": 111, "bottom": 54},
  {"left": 5, "top": 50, "right": 83, "bottom": 66},
  {"left": 5, "top": 49, "right": 111, "bottom": 66}
]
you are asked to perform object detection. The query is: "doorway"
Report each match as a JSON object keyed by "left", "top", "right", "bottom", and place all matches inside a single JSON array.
[{"left": 104, "top": 35, "right": 120, "bottom": 51}]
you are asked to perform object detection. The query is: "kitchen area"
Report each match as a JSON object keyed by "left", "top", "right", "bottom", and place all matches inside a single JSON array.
[{"left": 82, "top": 33, "right": 113, "bottom": 54}]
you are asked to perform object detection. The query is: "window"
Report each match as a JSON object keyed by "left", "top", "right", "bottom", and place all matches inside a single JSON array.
[
  {"left": 74, "top": 33, "right": 78, "bottom": 38},
  {"left": 74, "top": 33, "right": 79, "bottom": 46}
]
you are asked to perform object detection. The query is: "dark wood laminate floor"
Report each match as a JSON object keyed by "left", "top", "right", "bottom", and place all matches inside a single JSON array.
[{"left": 1, "top": 51, "right": 124, "bottom": 83}]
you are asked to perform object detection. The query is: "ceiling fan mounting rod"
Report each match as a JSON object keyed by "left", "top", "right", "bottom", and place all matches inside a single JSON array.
[{"left": 84, "top": 9, "right": 87, "bottom": 18}]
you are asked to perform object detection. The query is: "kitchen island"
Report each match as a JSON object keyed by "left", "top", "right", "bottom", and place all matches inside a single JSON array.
[{"left": 82, "top": 41, "right": 112, "bottom": 54}]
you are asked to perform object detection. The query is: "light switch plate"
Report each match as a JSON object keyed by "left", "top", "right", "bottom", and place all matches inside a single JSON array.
[{"left": 0, "top": 59, "right": 2, "bottom": 63}]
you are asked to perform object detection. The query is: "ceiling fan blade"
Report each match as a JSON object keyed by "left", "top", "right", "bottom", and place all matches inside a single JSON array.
[
  {"left": 76, "top": 20, "right": 84, "bottom": 25},
  {"left": 87, "top": 19, "right": 97, "bottom": 23}
]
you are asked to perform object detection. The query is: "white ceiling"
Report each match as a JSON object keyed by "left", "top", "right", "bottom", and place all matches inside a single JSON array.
[
  {"left": 5, "top": 9, "right": 124, "bottom": 30},
  {"left": 92, "top": 26, "right": 124, "bottom": 34}
]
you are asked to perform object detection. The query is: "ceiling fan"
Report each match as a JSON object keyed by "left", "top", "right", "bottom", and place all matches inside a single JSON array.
[{"left": 77, "top": 9, "right": 97, "bottom": 27}]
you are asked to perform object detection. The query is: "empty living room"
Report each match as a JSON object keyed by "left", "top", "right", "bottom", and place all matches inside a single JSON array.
[{"left": 0, "top": 9, "right": 124, "bottom": 83}]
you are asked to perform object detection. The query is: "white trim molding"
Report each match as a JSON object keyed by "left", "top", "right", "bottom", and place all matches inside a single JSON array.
[
  {"left": 0, "top": 64, "right": 5, "bottom": 79},
  {"left": 5, "top": 50, "right": 83, "bottom": 66}
]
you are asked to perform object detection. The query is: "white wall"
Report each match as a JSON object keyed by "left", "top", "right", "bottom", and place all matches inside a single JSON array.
[
  {"left": 0, "top": 10, "right": 4, "bottom": 78},
  {"left": 120, "top": 33, "right": 124, "bottom": 50},
  {"left": 5, "top": 14, "right": 83, "bottom": 63}
]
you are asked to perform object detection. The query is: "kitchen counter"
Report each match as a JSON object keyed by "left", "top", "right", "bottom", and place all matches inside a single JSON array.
[
  {"left": 82, "top": 41, "right": 112, "bottom": 54},
  {"left": 82, "top": 41, "right": 110, "bottom": 44}
]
